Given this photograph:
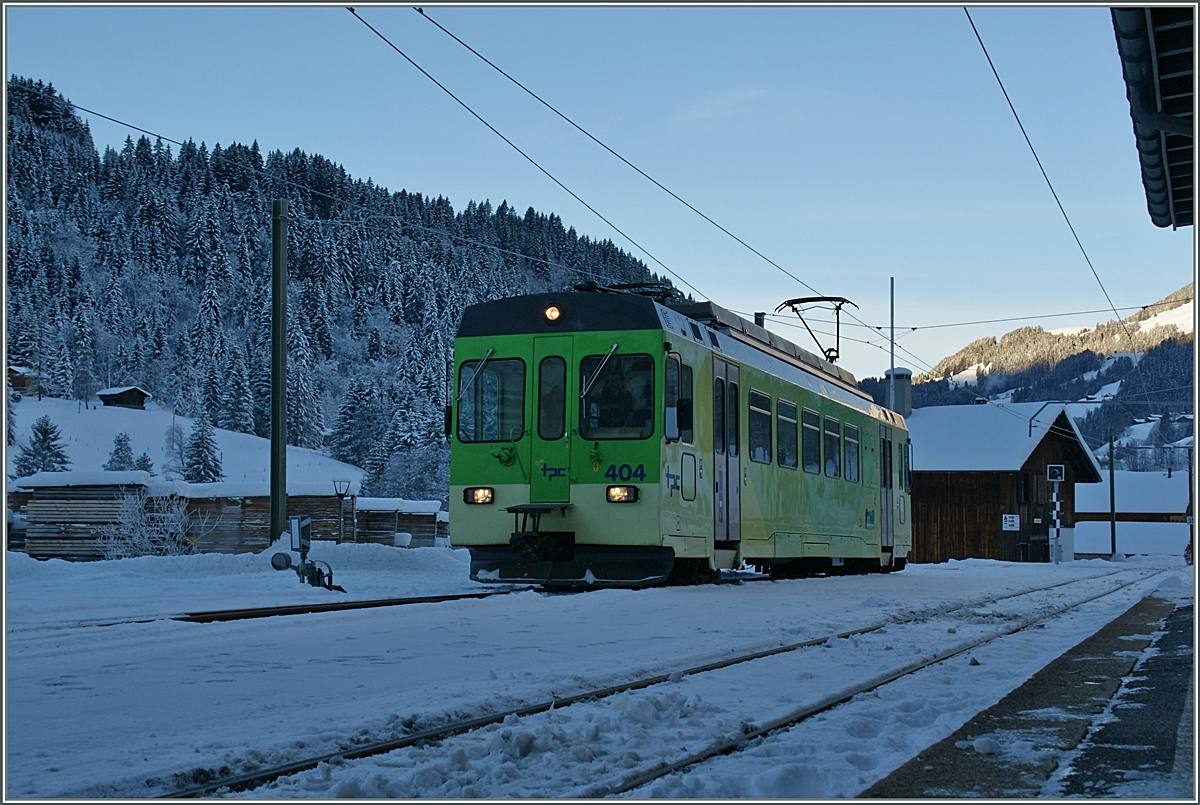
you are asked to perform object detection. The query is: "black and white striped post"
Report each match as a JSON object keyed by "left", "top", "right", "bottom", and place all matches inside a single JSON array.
[{"left": 1047, "top": 464, "right": 1065, "bottom": 564}]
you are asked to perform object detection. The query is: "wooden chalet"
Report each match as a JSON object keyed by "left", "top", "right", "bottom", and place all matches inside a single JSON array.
[
  {"left": 7, "top": 365, "right": 42, "bottom": 396},
  {"left": 96, "top": 386, "right": 153, "bottom": 410},
  {"left": 905, "top": 402, "right": 1103, "bottom": 564},
  {"left": 1074, "top": 470, "right": 1193, "bottom": 557}
]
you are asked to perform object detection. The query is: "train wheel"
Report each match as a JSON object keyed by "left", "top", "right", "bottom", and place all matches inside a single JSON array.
[{"left": 667, "top": 558, "right": 717, "bottom": 586}]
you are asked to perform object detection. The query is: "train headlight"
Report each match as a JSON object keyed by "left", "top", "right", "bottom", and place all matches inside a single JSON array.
[
  {"left": 464, "top": 487, "right": 495, "bottom": 505},
  {"left": 606, "top": 485, "right": 639, "bottom": 503},
  {"left": 544, "top": 305, "right": 562, "bottom": 322}
]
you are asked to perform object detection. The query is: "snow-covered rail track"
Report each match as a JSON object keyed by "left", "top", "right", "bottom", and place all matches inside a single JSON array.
[
  {"left": 163, "top": 567, "right": 1158, "bottom": 798},
  {"left": 7, "top": 588, "right": 537, "bottom": 633},
  {"left": 591, "top": 567, "right": 1170, "bottom": 797}
]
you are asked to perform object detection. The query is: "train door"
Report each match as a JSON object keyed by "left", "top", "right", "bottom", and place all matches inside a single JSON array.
[
  {"left": 713, "top": 358, "right": 741, "bottom": 543},
  {"left": 879, "top": 424, "right": 894, "bottom": 554},
  {"left": 531, "top": 336, "right": 572, "bottom": 503}
]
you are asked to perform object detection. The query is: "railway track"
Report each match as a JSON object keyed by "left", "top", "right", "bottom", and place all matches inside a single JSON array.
[
  {"left": 161, "top": 566, "right": 1160, "bottom": 798},
  {"left": 6, "top": 588, "right": 537, "bottom": 633},
  {"left": 15, "top": 571, "right": 771, "bottom": 634}
]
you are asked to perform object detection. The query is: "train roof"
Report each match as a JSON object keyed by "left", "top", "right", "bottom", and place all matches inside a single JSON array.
[
  {"left": 457, "top": 291, "right": 876, "bottom": 407},
  {"left": 665, "top": 300, "right": 862, "bottom": 393}
]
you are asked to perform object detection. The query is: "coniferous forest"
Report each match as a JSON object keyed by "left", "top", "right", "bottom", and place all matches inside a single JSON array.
[{"left": 6, "top": 77, "right": 668, "bottom": 501}]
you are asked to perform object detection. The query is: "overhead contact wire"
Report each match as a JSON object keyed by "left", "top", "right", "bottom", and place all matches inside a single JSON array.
[{"left": 346, "top": 6, "right": 707, "bottom": 301}]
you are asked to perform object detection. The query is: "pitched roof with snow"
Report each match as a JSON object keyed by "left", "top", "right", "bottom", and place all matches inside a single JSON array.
[
  {"left": 96, "top": 386, "right": 153, "bottom": 398},
  {"left": 905, "top": 401, "right": 1103, "bottom": 480},
  {"left": 1075, "top": 470, "right": 1192, "bottom": 514},
  {"left": 355, "top": 497, "right": 444, "bottom": 515},
  {"left": 10, "top": 470, "right": 153, "bottom": 489}
]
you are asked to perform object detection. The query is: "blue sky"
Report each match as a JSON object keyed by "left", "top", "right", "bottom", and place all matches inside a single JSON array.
[{"left": 6, "top": 5, "right": 1194, "bottom": 381}]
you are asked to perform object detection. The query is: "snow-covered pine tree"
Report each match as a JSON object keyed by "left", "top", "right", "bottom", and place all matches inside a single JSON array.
[
  {"left": 103, "top": 431, "right": 135, "bottom": 471},
  {"left": 6, "top": 375, "right": 16, "bottom": 446},
  {"left": 14, "top": 414, "right": 71, "bottom": 476},
  {"left": 183, "top": 415, "right": 223, "bottom": 483},
  {"left": 285, "top": 302, "right": 323, "bottom": 448},
  {"left": 133, "top": 452, "right": 154, "bottom": 473},
  {"left": 219, "top": 347, "right": 255, "bottom": 434},
  {"left": 161, "top": 421, "right": 187, "bottom": 480}
]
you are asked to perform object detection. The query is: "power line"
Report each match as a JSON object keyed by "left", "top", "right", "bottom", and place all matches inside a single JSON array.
[
  {"left": 764, "top": 297, "right": 1193, "bottom": 333},
  {"left": 345, "top": 6, "right": 707, "bottom": 301},
  {"left": 962, "top": 8, "right": 1150, "bottom": 406},
  {"left": 409, "top": 7, "right": 936, "bottom": 372},
  {"left": 6, "top": 82, "right": 636, "bottom": 291},
  {"left": 412, "top": 7, "right": 817, "bottom": 295}
]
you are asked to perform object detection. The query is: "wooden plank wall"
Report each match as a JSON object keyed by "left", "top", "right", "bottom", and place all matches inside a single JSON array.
[{"left": 12, "top": 485, "right": 441, "bottom": 559}]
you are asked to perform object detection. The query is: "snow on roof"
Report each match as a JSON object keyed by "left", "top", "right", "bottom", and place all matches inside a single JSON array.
[
  {"left": 1075, "top": 470, "right": 1192, "bottom": 514},
  {"left": 96, "top": 386, "right": 153, "bottom": 398},
  {"left": 10, "top": 470, "right": 152, "bottom": 489},
  {"left": 181, "top": 480, "right": 363, "bottom": 499},
  {"left": 905, "top": 402, "right": 1102, "bottom": 478},
  {"left": 355, "top": 497, "right": 444, "bottom": 515},
  {"left": 9, "top": 473, "right": 362, "bottom": 499}
]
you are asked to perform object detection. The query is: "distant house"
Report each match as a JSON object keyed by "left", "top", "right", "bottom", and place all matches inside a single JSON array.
[
  {"left": 8, "top": 365, "right": 42, "bottom": 396},
  {"left": 905, "top": 402, "right": 1103, "bottom": 564},
  {"left": 1074, "top": 470, "right": 1193, "bottom": 557},
  {"left": 96, "top": 386, "right": 153, "bottom": 410}
]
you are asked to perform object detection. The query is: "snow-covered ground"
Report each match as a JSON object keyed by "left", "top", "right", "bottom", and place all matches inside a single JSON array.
[
  {"left": 4, "top": 546, "right": 1191, "bottom": 799},
  {"left": 1138, "top": 299, "right": 1194, "bottom": 336},
  {"left": 6, "top": 396, "right": 365, "bottom": 486}
]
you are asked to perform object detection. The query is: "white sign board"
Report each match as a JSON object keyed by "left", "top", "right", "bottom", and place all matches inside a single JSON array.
[{"left": 1002, "top": 514, "right": 1020, "bottom": 531}]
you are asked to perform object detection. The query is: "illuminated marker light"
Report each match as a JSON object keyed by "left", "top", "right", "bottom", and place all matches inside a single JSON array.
[
  {"left": 606, "top": 485, "right": 639, "bottom": 503},
  {"left": 464, "top": 487, "right": 495, "bottom": 504},
  {"left": 544, "top": 305, "right": 562, "bottom": 322}
]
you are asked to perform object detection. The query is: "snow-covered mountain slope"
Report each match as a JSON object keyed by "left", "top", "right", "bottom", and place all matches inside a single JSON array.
[{"left": 6, "top": 396, "right": 364, "bottom": 487}]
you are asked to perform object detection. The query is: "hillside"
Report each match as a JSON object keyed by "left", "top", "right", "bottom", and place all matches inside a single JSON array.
[
  {"left": 7, "top": 396, "right": 365, "bottom": 492},
  {"left": 919, "top": 284, "right": 1193, "bottom": 387},
  {"left": 858, "top": 286, "right": 1193, "bottom": 468},
  {"left": 5, "top": 76, "right": 672, "bottom": 499}
]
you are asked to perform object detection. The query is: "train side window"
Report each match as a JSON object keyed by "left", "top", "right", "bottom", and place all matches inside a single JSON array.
[
  {"left": 680, "top": 363, "right": 694, "bottom": 444},
  {"left": 904, "top": 440, "right": 913, "bottom": 493},
  {"left": 824, "top": 417, "right": 841, "bottom": 478},
  {"left": 777, "top": 400, "right": 798, "bottom": 469},
  {"left": 664, "top": 356, "right": 680, "bottom": 441},
  {"left": 844, "top": 423, "right": 860, "bottom": 482},
  {"left": 801, "top": 408, "right": 820, "bottom": 474},
  {"left": 748, "top": 390, "right": 772, "bottom": 464},
  {"left": 727, "top": 381, "right": 739, "bottom": 457},
  {"left": 713, "top": 377, "right": 726, "bottom": 454},
  {"left": 537, "top": 356, "right": 566, "bottom": 440},
  {"left": 458, "top": 358, "right": 525, "bottom": 443}
]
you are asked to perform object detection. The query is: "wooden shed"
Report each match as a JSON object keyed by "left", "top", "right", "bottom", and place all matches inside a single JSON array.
[
  {"left": 9, "top": 470, "right": 153, "bottom": 560},
  {"left": 905, "top": 402, "right": 1103, "bottom": 564},
  {"left": 96, "top": 385, "right": 153, "bottom": 410},
  {"left": 354, "top": 498, "right": 446, "bottom": 547}
]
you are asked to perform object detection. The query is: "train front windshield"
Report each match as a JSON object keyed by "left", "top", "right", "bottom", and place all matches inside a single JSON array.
[
  {"left": 458, "top": 359, "right": 525, "bottom": 442},
  {"left": 579, "top": 354, "right": 654, "bottom": 440}
]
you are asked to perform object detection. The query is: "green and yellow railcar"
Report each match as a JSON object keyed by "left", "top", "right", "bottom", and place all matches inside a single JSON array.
[{"left": 449, "top": 289, "right": 911, "bottom": 586}]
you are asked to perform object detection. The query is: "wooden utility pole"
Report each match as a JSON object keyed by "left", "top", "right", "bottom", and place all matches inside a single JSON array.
[{"left": 270, "top": 200, "right": 288, "bottom": 543}]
